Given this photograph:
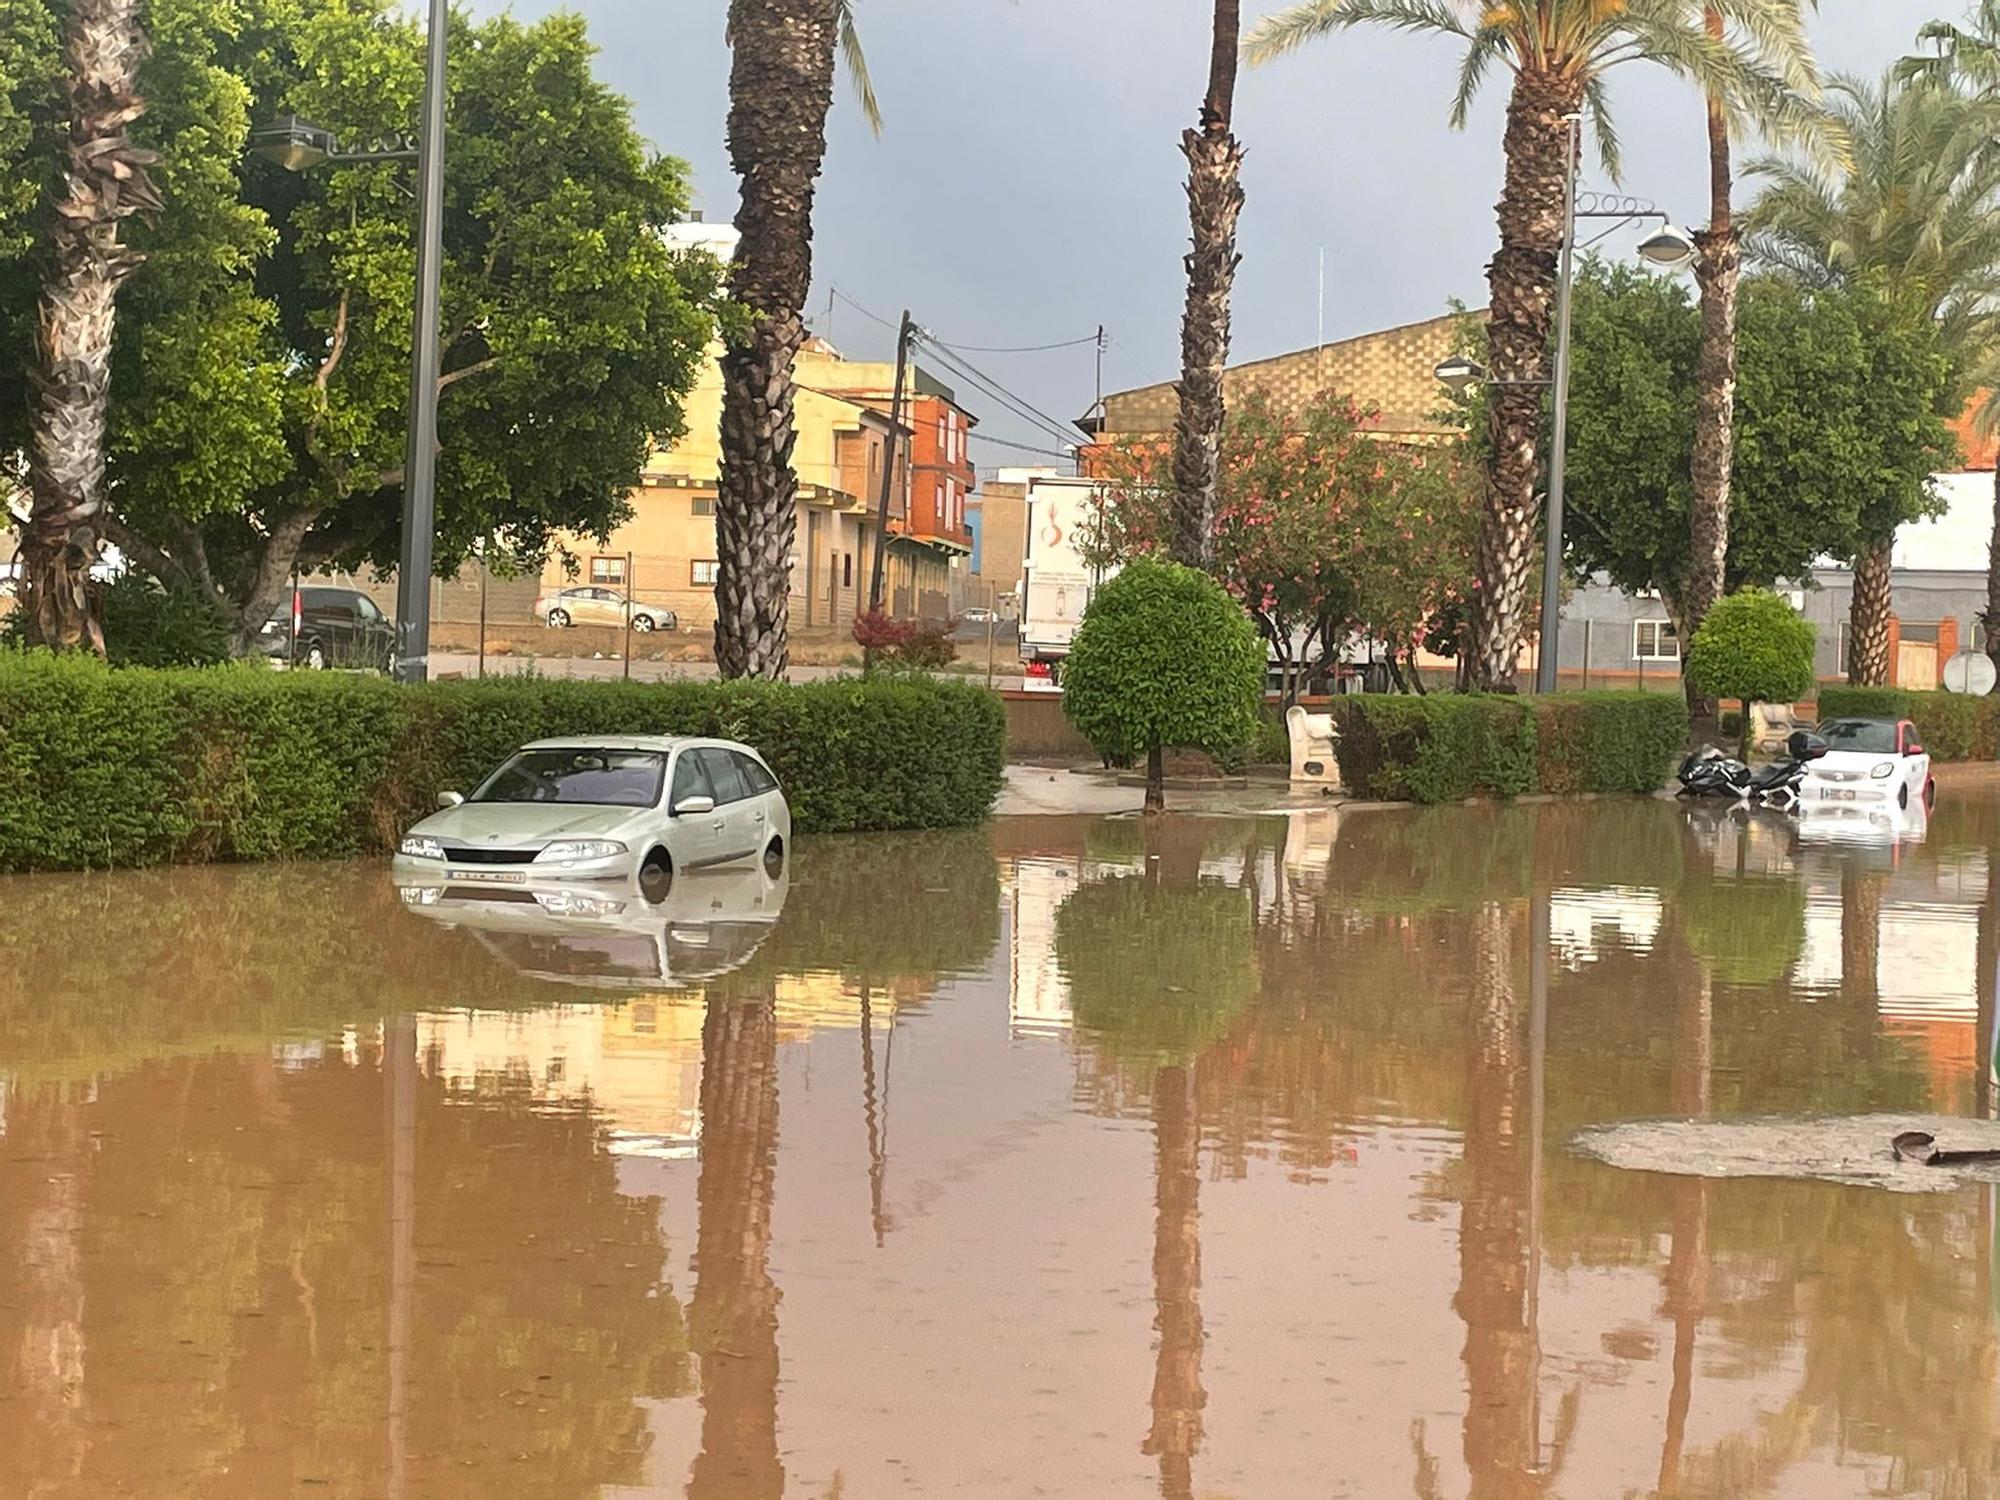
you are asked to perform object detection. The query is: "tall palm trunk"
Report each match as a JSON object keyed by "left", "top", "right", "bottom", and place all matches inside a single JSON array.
[
  {"left": 1686, "top": 24, "right": 1739, "bottom": 718},
  {"left": 17, "top": 0, "right": 161, "bottom": 653},
  {"left": 1169, "top": 0, "right": 1243, "bottom": 571},
  {"left": 1848, "top": 533, "right": 1894, "bottom": 685},
  {"left": 1475, "top": 70, "right": 1583, "bottom": 690},
  {"left": 715, "top": 0, "right": 837, "bottom": 681}
]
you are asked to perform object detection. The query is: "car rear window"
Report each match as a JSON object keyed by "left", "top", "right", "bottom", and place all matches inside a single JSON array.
[
  {"left": 735, "top": 752, "right": 778, "bottom": 795},
  {"left": 1817, "top": 719, "right": 1898, "bottom": 754},
  {"left": 472, "top": 749, "right": 666, "bottom": 807}
]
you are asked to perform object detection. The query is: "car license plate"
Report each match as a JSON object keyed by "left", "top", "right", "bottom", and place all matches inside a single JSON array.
[
  {"left": 1818, "top": 787, "right": 1856, "bottom": 801},
  {"left": 454, "top": 869, "right": 526, "bottom": 884}
]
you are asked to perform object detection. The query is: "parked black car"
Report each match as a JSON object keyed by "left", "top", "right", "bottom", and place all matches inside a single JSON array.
[{"left": 254, "top": 586, "right": 397, "bottom": 671}]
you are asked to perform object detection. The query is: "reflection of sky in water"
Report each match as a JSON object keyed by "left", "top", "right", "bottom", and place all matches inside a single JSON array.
[{"left": 1549, "top": 885, "right": 1663, "bottom": 969}]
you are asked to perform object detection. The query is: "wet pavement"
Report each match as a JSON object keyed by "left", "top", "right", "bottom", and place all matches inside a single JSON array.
[{"left": 4, "top": 793, "right": 2000, "bottom": 1497}]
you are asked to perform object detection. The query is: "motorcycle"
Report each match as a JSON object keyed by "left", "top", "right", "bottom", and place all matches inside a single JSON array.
[{"left": 1677, "top": 730, "right": 1828, "bottom": 810}]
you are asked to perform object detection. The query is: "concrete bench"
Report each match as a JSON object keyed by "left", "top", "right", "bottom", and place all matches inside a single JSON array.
[
  {"left": 1286, "top": 705, "right": 1340, "bottom": 786},
  {"left": 1750, "top": 701, "right": 1804, "bottom": 755}
]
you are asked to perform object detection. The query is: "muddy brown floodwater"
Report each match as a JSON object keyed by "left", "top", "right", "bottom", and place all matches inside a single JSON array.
[{"left": 4, "top": 793, "right": 2000, "bottom": 1498}]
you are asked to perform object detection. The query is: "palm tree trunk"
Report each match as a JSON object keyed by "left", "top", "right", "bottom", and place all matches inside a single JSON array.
[
  {"left": 17, "top": 0, "right": 161, "bottom": 653},
  {"left": 715, "top": 0, "right": 838, "bottom": 681},
  {"left": 1146, "top": 743, "right": 1166, "bottom": 813},
  {"left": 1169, "top": 0, "right": 1243, "bottom": 571},
  {"left": 1848, "top": 533, "right": 1894, "bottom": 685},
  {"left": 1986, "top": 462, "right": 2000, "bottom": 679},
  {"left": 1475, "top": 68, "right": 1583, "bottom": 690},
  {"left": 1686, "top": 41, "right": 1738, "bottom": 724}
]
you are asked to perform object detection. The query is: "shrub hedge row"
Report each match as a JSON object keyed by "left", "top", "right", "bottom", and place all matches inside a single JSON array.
[
  {"left": 1814, "top": 685, "right": 1999, "bottom": 761},
  {"left": 1327, "top": 691, "right": 1688, "bottom": 803},
  {"left": 0, "top": 653, "right": 1006, "bottom": 871}
]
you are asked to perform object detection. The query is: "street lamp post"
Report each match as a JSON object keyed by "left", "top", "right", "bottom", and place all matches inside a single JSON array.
[
  {"left": 1436, "top": 114, "right": 1697, "bottom": 693},
  {"left": 249, "top": 0, "right": 446, "bottom": 682}
]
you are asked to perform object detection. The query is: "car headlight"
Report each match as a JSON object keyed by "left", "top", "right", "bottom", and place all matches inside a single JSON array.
[
  {"left": 537, "top": 839, "right": 628, "bottom": 863},
  {"left": 399, "top": 836, "right": 446, "bottom": 859},
  {"left": 399, "top": 885, "right": 444, "bottom": 905},
  {"left": 534, "top": 890, "right": 627, "bottom": 917},
  {"left": 1871, "top": 763, "right": 1895, "bottom": 779}
]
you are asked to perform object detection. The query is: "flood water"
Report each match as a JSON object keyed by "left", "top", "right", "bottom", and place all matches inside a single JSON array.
[{"left": 4, "top": 792, "right": 2000, "bottom": 1498}]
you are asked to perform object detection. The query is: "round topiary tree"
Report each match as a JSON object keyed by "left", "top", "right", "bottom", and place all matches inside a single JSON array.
[
  {"left": 1685, "top": 588, "right": 1817, "bottom": 756},
  {"left": 1062, "top": 556, "right": 1265, "bottom": 810}
]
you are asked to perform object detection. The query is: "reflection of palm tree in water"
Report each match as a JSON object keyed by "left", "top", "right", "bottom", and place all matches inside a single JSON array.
[
  {"left": 1655, "top": 918, "right": 1711, "bottom": 1496},
  {"left": 688, "top": 991, "right": 784, "bottom": 1500},
  {"left": 1419, "top": 901, "right": 1577, "bottom": 1500},
  {"left": 10, "top": 1085, "right": 90, "bottom": 1500},
  {"left": 1143, "top": 1062, "right": 1206, "bottom": 1500}
]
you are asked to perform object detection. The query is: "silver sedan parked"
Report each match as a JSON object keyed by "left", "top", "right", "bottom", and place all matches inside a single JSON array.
[{"left": 393, "top": 735, "right": 789, "bottom": 899}]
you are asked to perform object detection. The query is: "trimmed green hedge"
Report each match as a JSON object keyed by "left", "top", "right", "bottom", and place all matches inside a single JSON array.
[
  {"left": 1814, "top": 685, "right": 1999, "bottom": 761},
  {"left": 1327, "top": 691, "right": 1688, "bottom": 803},
  {"left": 0, "top": 653, "right": 1005, "bottom": 871}
]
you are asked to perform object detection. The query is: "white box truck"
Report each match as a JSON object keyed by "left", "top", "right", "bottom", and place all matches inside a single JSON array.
[{"left": 1017, "top": 475, "right": 1108, "bottom": 691}]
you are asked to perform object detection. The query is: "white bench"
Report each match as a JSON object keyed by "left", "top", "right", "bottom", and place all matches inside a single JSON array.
[
  {"left": 1750, "top": 701, "right": 1803, "bottom": 754},
  {"left": 1286, "top": 705, "right": 1340, "bottom": 786}
]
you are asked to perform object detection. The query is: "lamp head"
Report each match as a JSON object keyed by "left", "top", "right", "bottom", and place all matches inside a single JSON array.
[
  {"left": 1636, "top": 224, "right": 1699, "bottom": 271},
  {"left": 248, "top": 114, "right": 337, "bottom": 172},
  {"left": 1433, "top": 354, "right": 1487, "bottom": 393}
]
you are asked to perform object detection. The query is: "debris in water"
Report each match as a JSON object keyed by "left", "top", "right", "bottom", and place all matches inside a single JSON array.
[{"left": 1570, "top": 1113, "right": 2000, "bottom": 1194}]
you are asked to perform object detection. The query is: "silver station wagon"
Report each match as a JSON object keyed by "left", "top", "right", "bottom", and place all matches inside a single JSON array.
[{"left": 393, "top": 735, "right": 790, "bottom": 898}]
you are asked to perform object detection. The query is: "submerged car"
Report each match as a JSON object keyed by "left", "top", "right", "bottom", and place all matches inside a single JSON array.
[
  {"left": 392, "top": 734, "right": 789, "bottom": 897},
  {"left": 1800, "top": 717, "right": 1934, "bottom": 811}
]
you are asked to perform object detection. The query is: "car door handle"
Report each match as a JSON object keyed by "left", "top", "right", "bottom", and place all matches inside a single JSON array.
[
  {"left": 711, "top": 820, "right": 726, "bottom": 833},
  {"left": 754, "top": 810, "right": 766, "bottom": 822}
]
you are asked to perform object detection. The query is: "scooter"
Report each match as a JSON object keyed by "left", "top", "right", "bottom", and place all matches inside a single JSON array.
[
  {"left": 1677, "top": 730, "right": 1828, "bottom": 810},
  {"left": 1677, "top": 745, "right": 1750, "bottom": 799}
]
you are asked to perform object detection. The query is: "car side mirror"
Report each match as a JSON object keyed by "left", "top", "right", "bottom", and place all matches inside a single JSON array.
[
  {"left": 674, "top": 795, "right": 715, "bottom": 817},
  {"left": 436, "top": 791, "right": 464, "bottom": 809}
]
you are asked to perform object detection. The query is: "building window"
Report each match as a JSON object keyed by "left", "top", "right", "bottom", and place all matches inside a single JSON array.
[
  {"left": 590, "top": 556, "right": 626, "bottom": 586},
  {"left": 692, "top": 496, "right": 715, "bottom": 517},
  {"left": 937, "top": 416, "right": 947, "bottom": 454},
  {"left": 1836, "top": 622, "right": 1850, "bottom": 676},
  {"left": 691, "top": 560, "right": 720, "bottom": 586},
  {"left": 1634, "top": 620, "right": 1679, "bottom": 661},
  {"left": 935, "top": 479, "right": 945, "bottom": 521},
  {"left": 843, "top": 553, "right": 853, "bottom": 589}
]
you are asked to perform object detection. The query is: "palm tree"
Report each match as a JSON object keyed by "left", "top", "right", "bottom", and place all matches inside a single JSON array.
[
  {"left": 1687, "top": 1, "right": 1819, "bottom": 723},
  {"left": 1171, "top": 0, "right": 1245, "bottom": 570},
  {"left": 1906, "top": 6, "right": 2000, "bottom": 679},
  {"left": 1248, "top": 0, "right": 1814, "bottom": 689},
  {"left": 16, "top": 0, "right": 161, "bottom": 653},
  {"left": 715, "top": 0, "right": 880, "bottom": 681},
  {"left": 1744, "top": 71, "right": 2000, "bottom": 683}
]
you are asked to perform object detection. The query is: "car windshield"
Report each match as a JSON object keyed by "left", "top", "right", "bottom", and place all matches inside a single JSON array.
[
  {"left": 472, "top": 749, "right": 666, "bottom": 807},
  {"left": 1818, "top": 719, "right": 1899, "bottom": 754}
]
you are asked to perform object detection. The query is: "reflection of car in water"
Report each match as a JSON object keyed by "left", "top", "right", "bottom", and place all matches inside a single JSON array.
[
  {"left": 393, "top": 860, "right": 788, "bottom": 989},
  {"left": 1796, "top": 792, "right": 1929, "bottom": 852}
]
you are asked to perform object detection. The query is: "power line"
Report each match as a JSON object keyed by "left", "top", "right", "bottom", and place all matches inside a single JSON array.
[
  {"left": 919, "top": 338, "right": 1084, "bottom": 450},
  {"left": 970, "top": 432, "right": 1078, "bottom": 460},
  {"left": 931, "top": 332, "right": 1103, "bottom": 355}
]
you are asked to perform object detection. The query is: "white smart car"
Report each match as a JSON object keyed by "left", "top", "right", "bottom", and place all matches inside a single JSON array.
[
  {"left": 1800, "top": 717, "right": 1934, "bottom": 811},
  {"left": 393, "top": 734, "right": 790, "bottom": 899}
]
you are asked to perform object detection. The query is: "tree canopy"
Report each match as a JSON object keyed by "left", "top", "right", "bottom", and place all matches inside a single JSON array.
[
  {"left": 1685, "top": 586, "right": 1818, "bottom": 709},
  {"left": 1561, "top": 260, "right": 1959, "bottom": 613},
  {"left": 0, "top": 0, "right": 721, "bottom": 641}
]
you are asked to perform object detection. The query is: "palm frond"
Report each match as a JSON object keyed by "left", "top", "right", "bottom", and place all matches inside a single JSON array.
[
  {"left": 1449, "top": 25, "right": 1515, "bottom": 128},
  {"left": 1583, "top": 72, "right": 1621, "bottom": 179},
  {"left": 1245, "top": 0, "right": 1471, "bottom": 67},
  {"left": 834, "top": 0, "right": 883, "bottom": 136},
  {"left": 1713, "top": 0, "right": 1819, "bottom": 96}
]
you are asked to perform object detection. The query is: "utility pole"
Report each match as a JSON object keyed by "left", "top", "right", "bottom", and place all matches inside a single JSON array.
[
  {"left": 391, "top": 0, "right": 448, "bottom": 683},
  {"left": 868, "top": 310, "right": 915, "bottom": 616}
]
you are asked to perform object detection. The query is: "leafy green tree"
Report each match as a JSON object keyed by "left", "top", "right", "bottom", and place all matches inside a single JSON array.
[
  {"left": 1562, "top": 263, "right": 1958, "bottom": 627},
  {"left": 1062, "top": 558, "right": 1264, "bottom": 811},
  {"left": 1685, "top": 587, "right": 1816, "bottom": 749},
  {"left": 0, "top": 0, "right": 721, "bottom": 652},
  {"left": 1744, "top": 70, "right": 1999, "bottom": 682}
]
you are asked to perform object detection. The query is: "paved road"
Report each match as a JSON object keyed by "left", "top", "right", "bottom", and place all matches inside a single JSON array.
[{"left": 428, "top": 652, "right": 1025, "bottom": 690}]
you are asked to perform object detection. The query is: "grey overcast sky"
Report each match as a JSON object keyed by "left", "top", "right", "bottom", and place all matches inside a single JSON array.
[{"left": 496, "top": 0, "right": 1935, "bottom": 463}]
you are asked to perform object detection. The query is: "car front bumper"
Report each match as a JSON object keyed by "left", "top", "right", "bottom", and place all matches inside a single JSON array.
[
  {"left": 1801, "top": 773, "right": 1899, "bottom": 803},
  {"left": 391, "top": 849, "right": 635, "bottom": 885}
]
